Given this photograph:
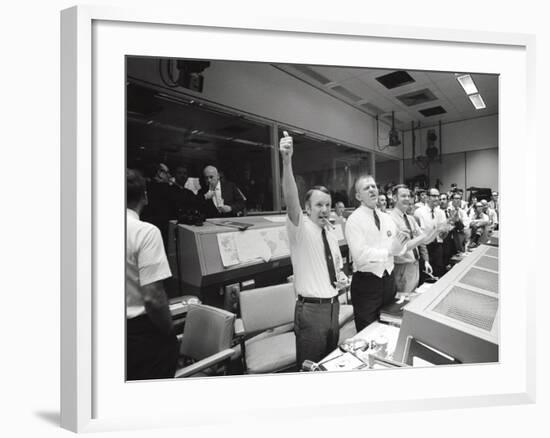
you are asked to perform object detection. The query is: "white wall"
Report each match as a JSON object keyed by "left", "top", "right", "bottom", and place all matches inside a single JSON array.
[
  {"left": 403, "top": 114, "right": 498, "bottom": 158},
  {"left": 400, "top": 114, "right": 498, "bottom": 191}
]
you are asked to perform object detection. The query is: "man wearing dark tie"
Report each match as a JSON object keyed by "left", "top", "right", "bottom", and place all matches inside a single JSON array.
[
  {"left": 414, "top": 188, "right": 449, "bottom": 278},
  {"left": 390, "top": 185, "right": 435, "bottom": 296},
  {"left": 279, "top": 131, "right": 348, "bottom": 367},
  {"left": 345, "top": 176, "right": 409, "bottom": 332}
]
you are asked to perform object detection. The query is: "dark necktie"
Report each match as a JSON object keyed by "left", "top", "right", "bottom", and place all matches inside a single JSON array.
[
  {"left": 445, "top": 209, "right": 449, "bottom": 219},
  {"left": 373, "top": 208, "right": 381, "bottom": 230},
  {"left": 321, "top": 228, "right": 337, "bottom": 287},
  {"left": 431, "top": 208, "right": 435, "bottom": 219},
  {"left": 403, "top": 213, "right": 419, "bottom": 260}
]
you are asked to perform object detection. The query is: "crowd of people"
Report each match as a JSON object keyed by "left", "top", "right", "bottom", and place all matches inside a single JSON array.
[{"left": 126, "top": 132, "right": 499, "bottom": 378}]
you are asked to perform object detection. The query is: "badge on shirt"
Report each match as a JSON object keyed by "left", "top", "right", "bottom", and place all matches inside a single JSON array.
[{"left": 387, "top": 230, "right": 392, "bottom": 237}]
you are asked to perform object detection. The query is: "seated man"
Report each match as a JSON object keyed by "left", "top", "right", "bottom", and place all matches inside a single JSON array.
[
  {"left": 198, "top": 165, "right": 246, "bottom": 218},
  {"left": 468, "top": 201, "right": 490, "bottom": 249}
]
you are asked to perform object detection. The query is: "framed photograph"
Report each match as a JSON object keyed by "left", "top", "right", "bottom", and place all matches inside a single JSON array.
[{"left": 61, "top": 5, "right": 535, "bottom": 433}]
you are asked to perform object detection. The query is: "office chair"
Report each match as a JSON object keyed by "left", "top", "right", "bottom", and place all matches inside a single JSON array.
[
  {"left": 236, "top": 283, "right": 297, "bottom": 374},
  {"left": 174, "top": 304, "right": 236, "bottom": 378}
]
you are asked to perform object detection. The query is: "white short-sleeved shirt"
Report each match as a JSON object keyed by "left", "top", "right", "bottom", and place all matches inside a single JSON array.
[
  {"left": 287, "top": 214, "right": 342, "bottom": 299},
  {"left": 126, "top": 209, "right": 172, "bottom": 319},
  {"left": 345, "top": 205, "right": 396, "bottom": 277}
]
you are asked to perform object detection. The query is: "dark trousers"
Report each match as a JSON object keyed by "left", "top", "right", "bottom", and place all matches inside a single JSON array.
[
  {"left": 350, "top": 271, "right": 395, "bottom": 332},
  {"left": 427, "top": 241, "right": 445, "bottom": 278},
  {"left": 294, "top": 300, "right": 340, "bottom": 368},
  {"left": 127, "top": 314, "right": 179, "bottom": 381}
]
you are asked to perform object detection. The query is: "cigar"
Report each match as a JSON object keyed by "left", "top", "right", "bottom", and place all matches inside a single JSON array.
[{"left": 323, "top": 218, "right": 335, "bottom": 230}]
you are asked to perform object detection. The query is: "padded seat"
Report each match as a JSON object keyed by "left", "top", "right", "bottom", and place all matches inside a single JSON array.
[
  {"left": 244, "top": 331, "right": 296, "bottom": 374},
  {"left": 236, "top": 283, "right": 297, "bottom": 374},
  {"left": 174, "top": 304, "right": 236, "bottom": 378}
]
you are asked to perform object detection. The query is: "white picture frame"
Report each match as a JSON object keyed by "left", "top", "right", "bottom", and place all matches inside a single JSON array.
[{"left": 60, "top": 5, "right": 536, "bottom": 433}]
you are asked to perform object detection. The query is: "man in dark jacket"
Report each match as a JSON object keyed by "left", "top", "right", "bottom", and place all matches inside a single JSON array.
[{"left": 198, "top": 165, "right": 246, "bottom": 218}]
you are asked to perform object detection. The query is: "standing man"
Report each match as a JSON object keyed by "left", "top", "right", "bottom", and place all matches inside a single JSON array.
[
  {"left": 414, "top": 189, "right": 427, "bottom": 209},
  {"left": 448, "top": 192, "right": 469, "bottom": 254},
  {"left": 345, "top": 175, "right": 409, "bottom": 332},
  {"left": 438, "top": 193, "right": 455, "bottom": 269},
  {"left": 171, "top": 165, "right": 198, "bottom": 219},
  {"left": 414, "top": 188, "right": 449, "bottom": 278},
  {"left": 377, "top": 194, "right": 388, "bottom": 212},
  {"left": 126, "top": 169, "right": 178, "bottom": 380},
  {"left": 390, "top": 185, "right": 434, "bottom": 296},
  {"left": 141, "top": 162, "right": 174, "bottom": 246},
  {"left": 488, "top": 191, "right": 499, "bottom": 217},
  {"left": 279, "top": 132, "right": 347, "bottom": 367},
  {"left": 198, "top": 165, "right": 246, "bottom": 218}
]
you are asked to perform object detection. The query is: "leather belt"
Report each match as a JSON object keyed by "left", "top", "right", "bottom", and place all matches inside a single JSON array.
[{"left": 297, "top": 295, "right": 338, "bottom": 304}]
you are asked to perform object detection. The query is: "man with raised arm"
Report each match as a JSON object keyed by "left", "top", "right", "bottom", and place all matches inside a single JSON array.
[
  {"left": 126, "top": 169, "right": 178, "bottom": 380},
  {"left": 345, "top": 175, "right": 409, "bottom": 332},
  {"left": 279, "top": 131, "right": 348, "bottom": 368}
]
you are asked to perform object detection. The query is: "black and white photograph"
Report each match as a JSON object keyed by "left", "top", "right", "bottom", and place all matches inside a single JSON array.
[
  {"left": 46, "top": 2, "right": 545, "bottom": 435},
  {"left": 125, "top": 57, "right": 500, "bottom": 380}
]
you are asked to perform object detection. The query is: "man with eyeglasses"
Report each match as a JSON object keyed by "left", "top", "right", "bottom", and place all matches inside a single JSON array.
[
  {"left": 468, "top": 202, "right": 490, "bottom": 249},
  {"left": 414, "top": 188, "right": 450, "bottom": 278},
  {"left": 448, "top": 193, "right": 469, "bottom": 254}
]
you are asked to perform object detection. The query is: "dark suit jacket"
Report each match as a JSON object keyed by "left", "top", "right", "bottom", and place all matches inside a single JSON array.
[{"left": 198, "top": 180, "right": 246, "bottom": 218}]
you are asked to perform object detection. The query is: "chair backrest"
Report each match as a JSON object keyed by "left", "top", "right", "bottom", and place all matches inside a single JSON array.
[
  {"left": 238, "top": 283, "right": 296, "bottom": 335},
  {"left": 180, "top": 304, "right": 235, "bottom": 361}
]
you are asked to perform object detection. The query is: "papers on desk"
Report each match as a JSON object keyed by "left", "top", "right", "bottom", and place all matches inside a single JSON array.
[
  {"left": 217, "top": 227, "right": 290, "bottom": 267},
  {"left": 319, "top": 352, "right": 367, "bottom": 371}
]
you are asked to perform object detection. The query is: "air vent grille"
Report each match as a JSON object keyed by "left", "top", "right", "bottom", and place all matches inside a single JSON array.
[
  {"left": 433, "top": 286, "right": 498, "bottom": 331},
  {"left": 375, "top": 70, "right": 415, "bottom": 89},
  {"left": 331, "top": 86, "right": 362, "bottom": 102},
  {"left": 459, "top": 267, "right": 499, "bottom": 294},
  {"left": 419, "top": 106, "right": 447, "bottom": 117},
  {"left": 474, "top": 256, "right": 498, "bottom": 272},
  {"left": 292, "top": 65, "right": 331, "bottom": 85},
  {"left": 396, "top": 88, "right": 438, "bottom": 107}
]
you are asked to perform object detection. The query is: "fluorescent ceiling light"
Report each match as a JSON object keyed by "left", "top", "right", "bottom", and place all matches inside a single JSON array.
[
  {"left": 469, "top": 93, "right": 486, "bottom": 110},
  {"left": 456, "top": 74, "right": 478, "bottom": 95}
]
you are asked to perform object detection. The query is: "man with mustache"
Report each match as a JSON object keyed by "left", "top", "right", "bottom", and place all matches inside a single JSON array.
[{"left": 279, "top": 131, "right": 348, "bottom": 367}]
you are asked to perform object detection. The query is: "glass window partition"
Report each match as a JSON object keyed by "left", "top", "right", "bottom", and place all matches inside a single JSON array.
[
  {"left": 127, "top": 82, "right": 275, "bottom": 212},
  {"left": 278, "top": 128, "right": 372, "bottom": 210}
]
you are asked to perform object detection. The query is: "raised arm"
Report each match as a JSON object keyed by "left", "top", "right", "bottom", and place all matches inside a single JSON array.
[{"left": 280, "top": 131, "right": 302, "bottom": 226}]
